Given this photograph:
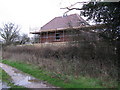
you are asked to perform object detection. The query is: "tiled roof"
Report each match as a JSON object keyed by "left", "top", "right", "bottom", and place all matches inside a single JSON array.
[{"left": 40, "top": 14, "right": 89, "bottom": 31}]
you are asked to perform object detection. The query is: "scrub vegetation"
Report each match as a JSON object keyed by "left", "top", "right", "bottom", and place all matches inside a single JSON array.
[
  {"left": 0, "top": 1, "right": 119, "bottom": 89},
  {"left": 2, "top": 30, "right": 118, "bottom": 88},
  {"left": 2, "top": 60, "right": 118, "bottom": 88}
]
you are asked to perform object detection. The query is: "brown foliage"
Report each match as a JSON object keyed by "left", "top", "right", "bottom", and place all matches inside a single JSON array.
[{"left": 3, "top": 31, "right": 118, "bottom": 81}]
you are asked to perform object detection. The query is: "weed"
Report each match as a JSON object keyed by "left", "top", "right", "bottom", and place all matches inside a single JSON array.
[{"left": 2, "top": 60, "right": 118, "bottom": 88}]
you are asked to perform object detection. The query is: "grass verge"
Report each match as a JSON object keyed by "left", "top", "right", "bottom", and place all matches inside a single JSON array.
[
  {"left": 0, "top": 67, "right": 26, "bottom": 89},
  {"left": 1, "top": 59, "right": 118, "bottom": 88}
]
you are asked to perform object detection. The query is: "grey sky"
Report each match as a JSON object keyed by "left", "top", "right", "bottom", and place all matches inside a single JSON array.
[
  {"left": 1, "top": 0, "right": 117, "bottom": 36},
  {"left": 0, "top": 0, "right": 91, "bottom": 36}
]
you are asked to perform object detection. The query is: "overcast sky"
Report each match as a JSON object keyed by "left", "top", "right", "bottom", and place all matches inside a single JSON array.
[{"left": 0, "top": 0, "right": 92, "bottom": 36}]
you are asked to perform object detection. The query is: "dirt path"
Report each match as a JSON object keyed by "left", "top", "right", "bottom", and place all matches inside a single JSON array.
[{"left": 0, "top": 63, "right": 56, "bottom": 88}]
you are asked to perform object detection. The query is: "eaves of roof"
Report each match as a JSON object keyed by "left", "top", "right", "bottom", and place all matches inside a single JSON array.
[{"left": 30, "top": 24, "right": 106, "bottom": 34}]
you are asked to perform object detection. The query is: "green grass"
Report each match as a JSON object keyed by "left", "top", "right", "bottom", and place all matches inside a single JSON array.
[
  {"left": 1, "top": 59, "right": 118, "bottom": 88},
  {"left": 0, "top": 67, "right": 26, "bottom": 89}
]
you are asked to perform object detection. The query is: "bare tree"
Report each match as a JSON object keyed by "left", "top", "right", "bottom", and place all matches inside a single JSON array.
[
  {"left": 60, "top": 2, "right": 88, "bottom": 15},
  {"left": 0, "top": 22, "right": 20, "bottom": 45},
  {"left": 20, "top": 34, "right": 30, "bottom": 44},
  {"left": 32, "top": 34, "right": 40, "bottom": 43}
]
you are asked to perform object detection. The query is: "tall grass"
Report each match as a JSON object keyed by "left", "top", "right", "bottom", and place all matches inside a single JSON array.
[
  {"left": 2, "top": 60, "right": 108, "bottom": 88},
  {"left": 2, "top": 31, "right": 118, "bottom": 84}
]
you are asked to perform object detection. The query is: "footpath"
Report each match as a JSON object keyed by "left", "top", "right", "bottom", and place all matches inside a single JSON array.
[{"left": 0, "top": 63, "right": 56, "bottom": 88}]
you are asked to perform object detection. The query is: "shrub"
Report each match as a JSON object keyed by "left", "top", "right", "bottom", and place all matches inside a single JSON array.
[{"left": 3, "top": 31, "right": 118, "bottom": 82}]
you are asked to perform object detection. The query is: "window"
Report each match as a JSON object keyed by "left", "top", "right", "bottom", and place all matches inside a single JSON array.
[{"left": 56, "top": 33, "right": 60, "bottom": 40}]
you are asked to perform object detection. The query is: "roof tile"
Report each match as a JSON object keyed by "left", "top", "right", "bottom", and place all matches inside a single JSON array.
[{"left": 41, "top": 14, "right": 89, "bottom": 31}]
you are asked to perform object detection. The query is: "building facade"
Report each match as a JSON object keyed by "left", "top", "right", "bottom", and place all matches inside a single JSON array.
[{"left": 31, "top": 14, "right": 90, "bottom": 43}]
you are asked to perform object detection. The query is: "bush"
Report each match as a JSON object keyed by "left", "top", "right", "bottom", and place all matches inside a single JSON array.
[{"left": 3, "top": 31, "right": 118, "bottom": 82}]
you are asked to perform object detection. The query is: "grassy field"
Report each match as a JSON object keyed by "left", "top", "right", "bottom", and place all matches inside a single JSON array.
[
  {"left": 0, "top": 67, "right": 25, "bottom": 88},
  {"left": 1, "top": 59, "right": 118, "bottom": 88}
]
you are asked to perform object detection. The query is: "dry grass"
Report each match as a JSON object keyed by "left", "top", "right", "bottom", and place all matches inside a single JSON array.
[
  {"left": 2, "top": 31, "right": 118, "bottom": 83},
  {"left": 3, "top": 43, "right": 117, "bottom": 81}
]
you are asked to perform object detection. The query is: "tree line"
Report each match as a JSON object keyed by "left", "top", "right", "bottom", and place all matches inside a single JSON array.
[{"left": 0, "top": 22, "right": 40, "bottom": 46}]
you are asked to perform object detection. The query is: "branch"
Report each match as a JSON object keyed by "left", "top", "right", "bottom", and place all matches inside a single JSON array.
[{"left": 66, "top": 7, "right": 83, "bottom": 11}]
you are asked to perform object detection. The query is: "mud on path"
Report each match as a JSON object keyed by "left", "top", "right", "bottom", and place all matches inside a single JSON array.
[{"left": 0, "top": 63, "right": 57, "bottom": 88}]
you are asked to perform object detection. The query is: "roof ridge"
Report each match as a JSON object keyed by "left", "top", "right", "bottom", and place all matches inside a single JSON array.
[{"left": 40, "top": 13, "right": 90, "bottom": 31}]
